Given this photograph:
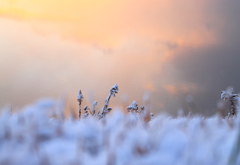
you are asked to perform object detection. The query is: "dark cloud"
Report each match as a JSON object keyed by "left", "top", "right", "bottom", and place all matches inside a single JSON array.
[
  {"left": 168, "top": 45, "right": 238, "bottom": 114},
  {"left": 153, "top": 1, "right": 240, "bottom": 115}
]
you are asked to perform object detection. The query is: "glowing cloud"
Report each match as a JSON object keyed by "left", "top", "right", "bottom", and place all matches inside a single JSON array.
[
  {"left": 0, "top": 0, "right": 217, "bottom": 49},
  {"left": 0, "top": 0, "right": 231, "bottom": 114}
]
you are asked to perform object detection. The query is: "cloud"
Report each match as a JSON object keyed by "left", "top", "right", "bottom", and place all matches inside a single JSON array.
[
  {"left": 163, "top": 83, "right": 200, "bottom": 95},
  {"left": 0, "top": 0, "right": 217, "bottom": 48},
  {"left": 144, "top": 82, "right": 156, "bottom": 92},
  {"left": 1, "top": 1, "right": 240, "bottom": 115}
]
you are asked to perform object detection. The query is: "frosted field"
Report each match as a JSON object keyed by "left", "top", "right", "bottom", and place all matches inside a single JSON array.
[
  {"left": 0, "top": 99, "right": 240, "bottom": 165},
  {"left": 0, "top": 85, "right": 240, "bottom": 165}
]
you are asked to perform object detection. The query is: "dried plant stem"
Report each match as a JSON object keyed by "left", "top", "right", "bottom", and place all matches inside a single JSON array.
[
  {"left": 78, "top": 102, "right": 82, "bottom": 119},
  {"left": 230, "top": 99, "right": 237, "bottom": 117},
  {"left": 100, "top": 94, "right": 111, "bottom": 119},
  {"left": 100, "top": 84, "right": 118, "bottom": 119},
  {"left": 221, "top": 88, "right": 239, "bottom": 117},
  {"left": 83, "top": 106, "right": 90, "bottom": 118},
  {"left": 77, "top": 90, "right": 84, "bottom": 120}
]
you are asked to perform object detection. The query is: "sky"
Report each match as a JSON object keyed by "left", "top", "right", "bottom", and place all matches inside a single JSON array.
[{"left": 0, "top": 0, "right": 240, "bottom": 115}]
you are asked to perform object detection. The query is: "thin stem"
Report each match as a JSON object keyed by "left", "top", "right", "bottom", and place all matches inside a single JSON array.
[
  {"left": 78, "top": 101, "right": 82, "bottom": 119},
  {"left": 100, "top": 94, "right": 111, "bottom": 119},
  {"left": 77, "top": 90, "right": 84, "bottom": 120}
]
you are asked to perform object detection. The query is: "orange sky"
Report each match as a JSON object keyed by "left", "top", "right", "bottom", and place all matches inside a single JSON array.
[
  {"left": 0, "top": 0, "right": 217, "bottom": 48},
  {"left": 0, "top": 0, "right": 227, "bottom": 114}
]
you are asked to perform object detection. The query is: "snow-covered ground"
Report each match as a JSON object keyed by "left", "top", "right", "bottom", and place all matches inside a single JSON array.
[{"left": 0, "top": 99, "right": 240, "bottom": 165}]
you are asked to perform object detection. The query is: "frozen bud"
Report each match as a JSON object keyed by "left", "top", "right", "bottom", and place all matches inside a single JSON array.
[
  {"left": 103, "top": 107, "right": 112, "bottom": 113},
  {"left": 83, "top": 111, "right": 89, "bottom": 118},
  {"left": 93, "top": 101, "right": 98, "bottom": 106},
  {"left": 221, "top": 87, "right": 239, "bottom": 101},
  {"left": 232, "top": 94, "right": 239, "bottom": 100},
  {"left": 110, "top": 84, "right": 119, "bottom": 97},
  {"left": 221, "top": 90, "right": 230, "bottom": 100},
  {"left": 77, "top": 90, "right": 84, "bottom": 103},
  {"left": 127, "top": 101, "right": 138, "bottom": 111}
]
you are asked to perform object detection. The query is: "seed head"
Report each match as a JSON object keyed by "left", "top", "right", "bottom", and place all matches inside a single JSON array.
[
  {"left": 110, "top": 84, "right": 119, "bottom": 97},
  {"left": 77, "top": 90, "right": 84, "bottom": 103}
]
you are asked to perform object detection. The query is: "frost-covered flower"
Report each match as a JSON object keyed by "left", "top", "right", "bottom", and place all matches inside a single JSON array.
[
  {"left": 110, "top": 84, "right": 118, "bottom": 97},
  {"left": 221, "top": 87, "right": 239, "bottom": 116},
  {"left": 221, "top": 87, "right": 239, "bottom": 101},
  {"left": 1, "top": 96, "right": 240, "bottom": 165},
  {"left": 127, "top": 101, "right": 138, "bottom": 112},
  {"left": 92, "top": 101, "right": 98, "bottom": 115},
  {"left": 77, "top": 90, "right": 84, "bottom": 103},
  {"left": 83, "top": 106, "right": 90, "bottom": 118}
]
